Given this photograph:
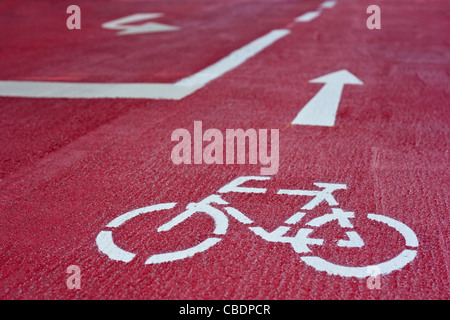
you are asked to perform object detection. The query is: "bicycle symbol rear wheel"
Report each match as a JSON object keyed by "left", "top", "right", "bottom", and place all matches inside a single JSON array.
[{"left": 299, "top": 213, "right": 418, "bottom": 278}]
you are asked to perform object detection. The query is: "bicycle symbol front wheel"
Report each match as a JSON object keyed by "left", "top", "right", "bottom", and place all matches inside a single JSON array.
[{"left": 96, "top": 199, "right": 227, "bottom": 264}]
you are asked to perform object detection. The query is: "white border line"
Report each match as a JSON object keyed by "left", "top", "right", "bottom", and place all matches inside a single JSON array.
[
  {"left": 295, "top": 11, "right": 321, "bottom": 22},
  {"left": 0, "top": 1, "right": 338, "bottom": 100},
  {"left": 0, "top": 30, "right": 289, "bottom": 100}
]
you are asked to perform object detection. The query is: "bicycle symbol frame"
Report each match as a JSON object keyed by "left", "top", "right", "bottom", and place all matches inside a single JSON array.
[{"left": 96, "top": 176, "right": 419, "bottom": 278}]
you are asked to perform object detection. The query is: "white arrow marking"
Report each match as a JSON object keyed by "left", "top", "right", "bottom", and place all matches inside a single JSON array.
[
  {"left": 292, "top": 70, "right": 363, "bottom": 127},
  {"left": 102, "top": 13, "right": 179, "bottom": 36}
]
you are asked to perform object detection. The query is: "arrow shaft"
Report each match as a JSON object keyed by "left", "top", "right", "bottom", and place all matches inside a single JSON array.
[{"left": 292, "top": 82, "right": 345, "bottom": 127}]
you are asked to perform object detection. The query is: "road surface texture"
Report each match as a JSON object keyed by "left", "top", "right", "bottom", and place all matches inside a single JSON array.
[{"left": 0, "top": 0, "right": 449, "bottom": 299}]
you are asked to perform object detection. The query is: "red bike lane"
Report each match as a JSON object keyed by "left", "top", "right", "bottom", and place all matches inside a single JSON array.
[{"left": 0, "top": 0, "right": 448, "bottom": 299}]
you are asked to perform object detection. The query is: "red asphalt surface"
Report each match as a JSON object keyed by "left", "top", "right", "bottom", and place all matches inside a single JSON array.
[{"left": 0, "top": 0, "right": 449, "bottom": 299}]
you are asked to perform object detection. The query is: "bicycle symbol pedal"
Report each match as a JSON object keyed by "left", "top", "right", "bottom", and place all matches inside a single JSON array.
[{"left": 96, "top": 176, "right": 418, "bottom": 278}]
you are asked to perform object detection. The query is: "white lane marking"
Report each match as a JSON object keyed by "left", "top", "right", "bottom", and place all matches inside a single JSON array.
[
  {"left": 145, "top": 237, "right": 221, "bottom": 264},
  {"left": 320, "top": 1, "right": 337, "bottom": 9},
  {"left": 1, "top": 0, "right": 339, "bottom": 101},
  {"left": 0, "top": 81, "right": 196, "bottom": 100},
  {"left": 295, "top": 11, "right": 321, "bottom": 22},
  {"left": 102, "top": 13, "right": 179, "bottom": 36},
  {"left": 0, "top": 30, "right": 289, "bottom": 99},
  {"left": 292, "top": 70, "right": 363, "bottom": 127},
  {"left": 176, "top": 29, "right": 290, "bottom": 88},
  {"left": 301, "top": 249, "right": 417, "bottom": 278},
  {"left": 294, "top": 1, "right": 337, "bottom": 24}
]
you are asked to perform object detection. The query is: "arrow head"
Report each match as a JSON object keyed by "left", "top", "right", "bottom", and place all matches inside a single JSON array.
[{"left": 309, "top": 69, "right": 363, "bottom": 85}]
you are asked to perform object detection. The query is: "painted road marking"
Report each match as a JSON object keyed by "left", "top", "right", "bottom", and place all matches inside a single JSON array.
[
  {"left": 278, "top": 182, "right": 347, "bottom": 210},
  {"left": 0, "top": 2, "right": 338, "bottom": 100},
  {"left": 295, "top": 11, "right": 321, "bottom": 23},
  {"left": 300, "top": 213, "right": 418, "bottom": 277},
  {"left": 301, "top": 249, "right": 418, "bottom": 278},
  {"left": 175, "top": 30, "right": 289, "bottom": 88},
  {"left": 295, "top": 0, "right": 337, "bottom": 22},
  {"left": 102, "top": 13, "right": 180, "bottom": 35},
  {"left": 95, "top": 203, "right": 177, "bottom": 263},
  {"left": 284, "top": 211, "right": 307, "bottom": 225},
  {"left": 218, "top": 176, "right": 270, "bottom": 194},
  {"left": 145, "top": 238, "right": 222, "bottom": 264},
  {"left": 224, "top": 207, "right": 254, "bottom": 224},
  {"left": 0, "top": 81, "right": 190, "bottom": 100},
  {"left": 0, "top": 30, "right": 289, "bottom": 99},
  {"left": 337, "top": 231, "right": 365, "bottom": 248},
  {"left": 291, "top": 70, "right": 363, "bottom": 127},
  {"left": 96, "top": 230, "right": 136, "bottom": 263},
  {"left": 320, "top": 0, "right": 337, "bottom": 9},
  {"left": 96, "top": 175, "right": 419, "bottom": 278}
]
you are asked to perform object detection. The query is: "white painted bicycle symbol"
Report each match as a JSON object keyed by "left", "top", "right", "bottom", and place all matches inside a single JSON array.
[{"left": 96, "top": 176, "right": 418, "bottom": 278}]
